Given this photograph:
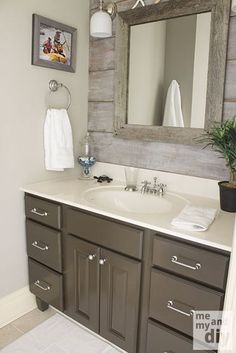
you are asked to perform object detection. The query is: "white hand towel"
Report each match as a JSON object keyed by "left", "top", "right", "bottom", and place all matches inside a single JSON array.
[
  {"left": 44, "top": 109, "right": 74, "bottom": 171},
  {"left": 171, "top": 205, "right": 217, "bottom": 232},
  {"left": 163, "top": 80, "right": 184, "bottom": 127}
]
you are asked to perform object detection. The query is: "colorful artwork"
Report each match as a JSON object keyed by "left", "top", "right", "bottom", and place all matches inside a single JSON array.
[
  {"left": 32, "top": 15, "right": 77, "bottom": 72},
  {"left": 40, "top": 24, "right": 72, "bottom": 65}
]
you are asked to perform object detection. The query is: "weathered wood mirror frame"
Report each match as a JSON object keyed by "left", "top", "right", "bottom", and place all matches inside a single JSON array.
[{"left": 114, "top": 0, "right": 231, "bottom": 144}]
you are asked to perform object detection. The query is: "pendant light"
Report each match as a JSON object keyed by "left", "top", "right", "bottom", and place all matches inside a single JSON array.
[{"left": 90, "top": 0, "right": 116, "bottom": 38}]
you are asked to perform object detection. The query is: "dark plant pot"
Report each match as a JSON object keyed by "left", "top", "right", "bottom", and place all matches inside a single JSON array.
[{"left": 218, "top": 181, "right": 236, "bottom": 212}]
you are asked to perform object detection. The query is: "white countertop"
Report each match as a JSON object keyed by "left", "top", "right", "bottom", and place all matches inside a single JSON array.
[{"left": 21, "top": 178, "right": 235, "bottom": 252}]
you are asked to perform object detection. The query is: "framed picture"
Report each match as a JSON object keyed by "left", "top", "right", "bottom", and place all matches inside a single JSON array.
[{"left": 32, "top": 14, "right": 77, "bottom": 72}]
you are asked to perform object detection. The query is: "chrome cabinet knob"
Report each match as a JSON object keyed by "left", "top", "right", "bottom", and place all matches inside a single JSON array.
[
  {"left": 99, "top": 258, "right": 107, "bottom": 265},
  {"left": 88, "top": 254, "right": 96, "bottom": 261}
]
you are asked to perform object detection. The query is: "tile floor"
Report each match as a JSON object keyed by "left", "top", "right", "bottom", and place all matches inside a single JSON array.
[
  {"left": 0, "top": 308, "right": 55, "bottom": 349},
  {"left": 0, "top": 309, "right": 122, "bottom": 353}
]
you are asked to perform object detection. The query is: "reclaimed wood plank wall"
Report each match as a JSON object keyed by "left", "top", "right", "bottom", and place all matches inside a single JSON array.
[{"left": 88, "top": 0, "right": 236, "bottom": 180}]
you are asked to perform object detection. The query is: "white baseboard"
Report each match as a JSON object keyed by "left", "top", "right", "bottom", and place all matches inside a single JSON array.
[{"left": 0, "top": 286, "right": 37, "bottom": 328}]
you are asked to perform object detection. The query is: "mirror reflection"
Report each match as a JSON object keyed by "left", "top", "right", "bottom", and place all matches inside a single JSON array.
[{"left": 127, "top": 13, "right": 211, "bottom": 128}]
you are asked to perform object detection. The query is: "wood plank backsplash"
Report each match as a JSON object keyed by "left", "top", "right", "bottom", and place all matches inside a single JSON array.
[{"left": 88, "top": 0, "right": 236, "bottom": 180}]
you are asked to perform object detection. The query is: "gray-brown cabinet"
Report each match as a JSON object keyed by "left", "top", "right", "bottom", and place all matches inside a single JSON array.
[
  {"left": 99, "top": 248, "right": 141, "bottom": 352},
  {"left": 24, "top": 194, "right": 230, "bottom": 353},
  {"left": 64, "top": 235, "right": 141, "bottom": 353},
  {"left": 64, "top": 236, "right": 100, "bottom": 332}
]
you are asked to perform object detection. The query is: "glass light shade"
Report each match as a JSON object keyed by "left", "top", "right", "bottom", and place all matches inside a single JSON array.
[
  {"left": 232, "top": 0, "right": 236, "bottom": 12},
  {"left": 90, "top": 10, "right": 112, "bottom": 38}
]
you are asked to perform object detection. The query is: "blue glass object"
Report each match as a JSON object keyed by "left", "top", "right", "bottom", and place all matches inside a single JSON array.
[{"left": 78, "top": 156, "right": 96, "bottom": 179}]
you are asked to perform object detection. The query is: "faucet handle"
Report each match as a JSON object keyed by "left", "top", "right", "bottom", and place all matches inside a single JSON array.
[
  {"left": 158, "top": 183, "right": 167, "bottom": 196},
  {"left": 141, "top": 180, "right": 151, "bottom": 194},
  {"left": 141, "top": 180, "right": 151, "bottom": 185}
]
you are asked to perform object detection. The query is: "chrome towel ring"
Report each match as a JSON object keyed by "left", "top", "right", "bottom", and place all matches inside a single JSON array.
[{"left": 48, "top": 80, "right": 71, "bottom": 110}]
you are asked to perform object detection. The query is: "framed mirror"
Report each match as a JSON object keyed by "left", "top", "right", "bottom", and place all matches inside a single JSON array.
[{"left": 114, "top": 0, "right": 231, "bottom": 144}]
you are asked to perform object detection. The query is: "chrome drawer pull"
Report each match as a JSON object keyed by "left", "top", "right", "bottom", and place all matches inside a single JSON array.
[
  {"left": 32, "top": 241, "right": 49, "bottom": 251},
  {"left": 167, "top": 300, "right": 195, "bottom": 317},
  {"left": 34, "top": 280, "right": 51, "bottom": 291},
  {"left": 88, "top": 254, "right": 96, "bottom": 261},
  {"left": 171, "top": 255, "right": 201, "bottom": 271},
  {"left": 31, "top": 208, "right": 48, "bottom": 217},
  {"left": 99, "top": 258, "right": 107, "bottom": 265}
]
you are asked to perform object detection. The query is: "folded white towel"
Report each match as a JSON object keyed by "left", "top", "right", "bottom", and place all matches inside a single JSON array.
[
  {"left": 171, "top": 205, "right": 217, "bottom": 232},
  {"left": 163, "top": 80, "right": 184, "bottom": 127},
  {"left": 44, "top": 109, "right": 74, "bottom": 171}
]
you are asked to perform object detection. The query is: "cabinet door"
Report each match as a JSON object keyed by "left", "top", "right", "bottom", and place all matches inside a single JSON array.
[
  {"left": 100, "top": 249, "right": 141, "bottom": 353},
  {"left": 64, "top": 235, "right": 100, "bottom": 332}
]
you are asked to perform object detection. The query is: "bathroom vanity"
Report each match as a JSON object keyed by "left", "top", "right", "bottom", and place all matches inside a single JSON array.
[{"left": 22, "top": 176, "right": 234, "bottom": 353}]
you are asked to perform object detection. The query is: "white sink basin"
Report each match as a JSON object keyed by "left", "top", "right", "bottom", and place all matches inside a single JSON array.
[{"left": 82, "top": 185, "right": 188, "bottom": 215}]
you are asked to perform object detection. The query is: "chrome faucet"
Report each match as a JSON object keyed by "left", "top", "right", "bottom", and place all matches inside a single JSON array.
[
  {"left": 149, "top": 177, "right": 159, "bottom": 195},
  {"left": 140, "top": 177, "right": 167, "bottom": 196}
]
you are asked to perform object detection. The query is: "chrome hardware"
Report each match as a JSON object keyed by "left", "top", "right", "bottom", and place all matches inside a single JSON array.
[
  {"left": 141, "top": 180, "right": 151, "bottom": 194},
  {"left": 140, "top": 178, "right": 167, "bottom": 196},
  {"left": 167, "top": 300, "right": 195, "bottom": 317},
  {"left": 153, "top": 177, "right": 158, "bottom": 188},
  {"left": 125, "top": 185, "right": 138, "bottom": 192},
  {"left": 34, "top": 280, "right": 51, "bottom": 291},
  {"left": 148, "top": 177, "right": 159, "bottom": 195},
  {"left": 48, "top": 80, "right": 71, "bottom": 110},
  {"left": 171, "top": 255, "right": 201, "bottom": 271},
  {"left": 32, "top": 241, "right": 49, "bottom": 251},
  {"left": 99, "top": 258, "right": 107, "bottom": 265},
  {"left": 31, "top": 208, "right": 48, "bottom": 217},
  {"left": 88, "top": 254, "right": 96, "bottom": 261},
  {"left": 157, "top": 183, "right": 167, "bottom": 197}
]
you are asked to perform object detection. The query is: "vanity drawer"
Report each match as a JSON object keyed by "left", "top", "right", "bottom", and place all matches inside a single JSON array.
[
  {"left": 146, "top": 320, "right": 213, "bottom": 353},
  {"left": 28, "top": 259, "right": 63, "bottom": 310},
  {"left": 153, "top": 235, "right": 229, "bottom": 290},
  {"left": 25, "top": 195, "right": 61, "bottom": 229},
  {"left": 66, "top": 208, "right": 143, "bottom": 259},
  {"left": 149, "top": 269, "right": 224, "bottom": 337},
  {"left": 26, "top": 220, "right": 62, "bottom": 272}
]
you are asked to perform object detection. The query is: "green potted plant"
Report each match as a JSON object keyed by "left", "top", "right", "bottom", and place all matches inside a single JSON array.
[{"left": 198, "top": 116, "right": 236, "bottom": 212}]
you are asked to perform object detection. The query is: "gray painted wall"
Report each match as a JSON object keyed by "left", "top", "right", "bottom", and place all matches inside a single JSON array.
[
  {"left": 0, "top": 0, "right": 89, "bottom": 299},
  {"left": 88, "top": 0, "right": 236, "bottom": 181}
]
